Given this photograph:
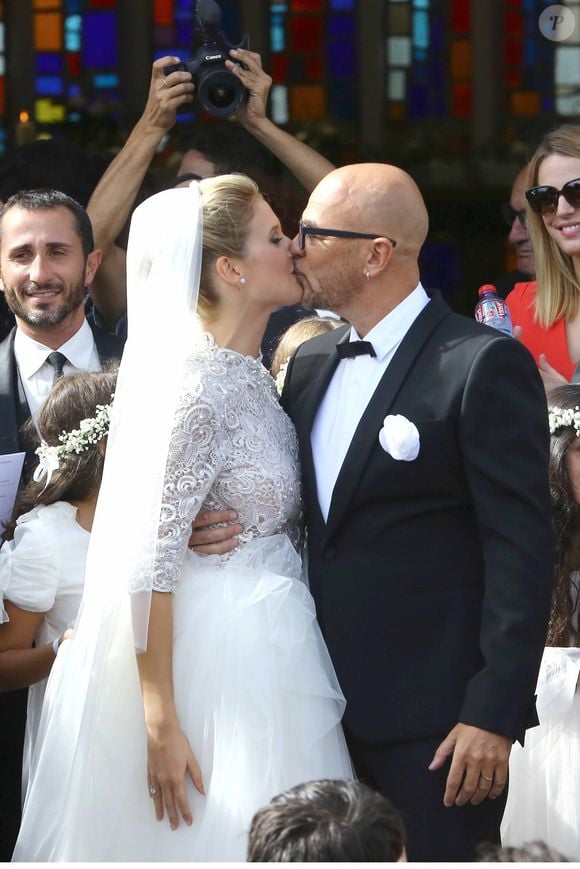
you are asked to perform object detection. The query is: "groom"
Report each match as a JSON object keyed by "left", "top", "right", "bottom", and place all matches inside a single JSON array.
[{"left": 193, "top": 164, "right": 554, "bottom": 861}]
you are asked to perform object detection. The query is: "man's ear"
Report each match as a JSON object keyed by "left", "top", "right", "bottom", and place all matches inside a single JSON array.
[
  {"left": 365, "top": 238, "right": 394, "bottom": 279},
  {"left": 85, "top": 249, "right": 102, "bottom": 286},
  {"left": 214, "top": 255, "right": 243, "bottom": 288}
]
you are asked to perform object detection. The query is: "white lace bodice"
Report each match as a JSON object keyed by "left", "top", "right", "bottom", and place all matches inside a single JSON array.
[{"left": 151, "top": 335, "right": 302, "bottom": 592}]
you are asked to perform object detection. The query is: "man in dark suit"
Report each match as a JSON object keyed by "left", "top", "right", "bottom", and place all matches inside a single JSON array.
[
  {"left": 0, "top": 188, "right": 123, "bottom": 859},
  {"left": 278, "top": 163, "right": 553, "bottom": 860}
]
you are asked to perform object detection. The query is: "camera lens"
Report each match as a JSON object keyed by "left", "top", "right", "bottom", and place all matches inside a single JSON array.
[{"left": 197, "top": 68, "right": 246, "bottom": 118}]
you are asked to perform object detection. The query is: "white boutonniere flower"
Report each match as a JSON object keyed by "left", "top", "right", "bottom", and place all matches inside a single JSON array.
[
  {"left": 275, "top": 359, "right": 290, "bottom": 396},
  {"left": 379, "top": 414, "right": 420, "bottom": 461}
]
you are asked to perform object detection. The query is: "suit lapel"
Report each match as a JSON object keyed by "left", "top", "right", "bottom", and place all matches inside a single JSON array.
[
  {"left": 0, "top": 329, "right": 21, "bottom": 455},
  {"left": 324, "top": 293, "right": 450, "bottom": 540}
]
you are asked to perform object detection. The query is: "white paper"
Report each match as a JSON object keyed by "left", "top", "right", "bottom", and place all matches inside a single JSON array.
[{"left": 0, "top": 452, "right": 25, "bottom": 534}]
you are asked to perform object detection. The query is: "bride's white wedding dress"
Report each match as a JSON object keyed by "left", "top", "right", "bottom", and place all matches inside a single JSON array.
[{"left": 13, "top": 336, "right": 352, "bottom": 862}]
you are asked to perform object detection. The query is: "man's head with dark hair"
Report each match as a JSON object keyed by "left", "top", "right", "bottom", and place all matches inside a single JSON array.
[
  {"left": 0, "top": 189, "right": 94, "bottom": 258},
  {"left": 247, "top": 779, "right": 406, "bottom": 862}
]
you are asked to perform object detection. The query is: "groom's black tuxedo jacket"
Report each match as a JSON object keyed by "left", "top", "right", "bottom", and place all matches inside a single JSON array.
[
  {"left": 282, "top": 292, "right": 553, "bottom": 747},
  {"left": 0, "top": 323, "right": 124, "bottom": 459}
]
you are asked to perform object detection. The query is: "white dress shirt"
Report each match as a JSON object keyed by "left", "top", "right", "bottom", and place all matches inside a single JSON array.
[
  {"left": 14, "top": 319, "right": 101, "bottom": 416},
  {"left": 311, "top": 283, "right": 430, "bottom": 521}
]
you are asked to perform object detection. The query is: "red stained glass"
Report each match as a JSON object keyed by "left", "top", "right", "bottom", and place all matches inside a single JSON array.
[
  {"left": 154, "top": 0, "right": 173, "bottom": 27},
  {"left": 506, "top": 70, "right": 521, "bottom": 87},
  {"left": 289, "top": 83, "right": 326, "bottom": 121},
  {"left": 67, "top": 52, "right": 80, "bottom": 76},
  {"left": 271, "top": 53, "right": 288, "bottom": 83},
  {"left": 89, "top": 0, "right": 117, "bottom": 6},
  {"left": 305, "top": 55, "right": 323, "bottom": 79},
  {"left": 452, "top": 82, "right": 471, "bottom": 117},
  {"left": 505, "top": 11, "right": 522, "bottom": 37},
  {"left": 291, "top": 0, "right": 323, "bottom": 10},
  {"left": 505, "top": 39, "right": 522, "bottom": 67},
  {"left": 511, "top": 91, "right": 541, "bottom": 115},
  {"left": 451, "top": 0, "right": 470, "bottom": 34},
  {"left": 290, "top": 15, "right": 323, "bottom": 52}
]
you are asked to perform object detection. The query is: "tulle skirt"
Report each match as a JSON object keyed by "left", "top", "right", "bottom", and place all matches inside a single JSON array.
[
  {"left": 13, "top": 535, "right": 352, "bottom": 862},
  {"left": 501, "top": 647, "right": 580, "bottom": 860}
]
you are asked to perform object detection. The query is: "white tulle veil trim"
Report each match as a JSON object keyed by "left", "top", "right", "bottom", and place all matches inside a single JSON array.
[{"left": 84, "top": 182, "right": 204, "bottom": 651}]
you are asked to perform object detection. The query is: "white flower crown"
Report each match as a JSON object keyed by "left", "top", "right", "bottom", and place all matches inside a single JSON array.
[
  {"left": 548, "top": 405, "right": 580, "bottom": 438},
  {"left": 33, "top": 396, "right": 114, "bottom": 489}
]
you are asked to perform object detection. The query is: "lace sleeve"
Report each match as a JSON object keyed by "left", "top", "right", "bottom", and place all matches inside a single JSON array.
[{"left": 151, "top": 369, "right": 223, "bottom": 592}]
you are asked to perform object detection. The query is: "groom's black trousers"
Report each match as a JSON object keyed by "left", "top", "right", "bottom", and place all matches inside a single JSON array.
[{"left": 345, "top": 729, "right": 507, "bottom": 862}]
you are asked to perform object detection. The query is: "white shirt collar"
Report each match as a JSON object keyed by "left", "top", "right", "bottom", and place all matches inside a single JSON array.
[
  {"left": 14, "top": 318, "right": 96, "bottom": 379},
  {"left": 349, "top": 283, "right": 430, "bottom": 362}
]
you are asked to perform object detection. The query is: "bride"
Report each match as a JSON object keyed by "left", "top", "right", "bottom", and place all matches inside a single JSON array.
[{"left": 13, "top": 175, "right": 352, "bottom": 861}]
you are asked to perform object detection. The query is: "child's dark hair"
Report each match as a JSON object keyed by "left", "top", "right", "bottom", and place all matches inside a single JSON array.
[{"left": 2, "top": 369, "right": 117, "bottom": 541}]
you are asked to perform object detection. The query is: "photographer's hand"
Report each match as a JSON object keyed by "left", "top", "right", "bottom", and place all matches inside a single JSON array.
[
  {"left": 226, "top": 49, "right": 271, "bottom": 127},
  {"left": 226, "top": 48, "right": 335, "bottom": 193},
  {"left": 144, "top": 56, "right": 194, "bottom": 133}
]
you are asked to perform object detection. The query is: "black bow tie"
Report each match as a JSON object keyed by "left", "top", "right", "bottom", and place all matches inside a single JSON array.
[{"left": 336, "top": 340, "right": 376, "bottom": 360}]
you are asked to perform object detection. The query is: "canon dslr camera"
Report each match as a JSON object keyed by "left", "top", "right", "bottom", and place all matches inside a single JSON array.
[{"left": 165, "top": 0, "right": 249, "bottom": 118}]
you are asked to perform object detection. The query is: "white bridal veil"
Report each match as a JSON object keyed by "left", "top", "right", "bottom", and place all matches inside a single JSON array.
[{"left": 14, "top": 183, "right": 204, "bottom": 859}]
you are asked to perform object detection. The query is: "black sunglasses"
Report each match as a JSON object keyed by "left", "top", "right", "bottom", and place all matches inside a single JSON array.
[
  {"left": 298, "top": 220, "right": 397, "bottom": 252},
  {"left": 500, "top": 203, "right": 526, "bottom": 228},
  {"left": 525, "top": 178, "right": 580, "bottom": 215}
]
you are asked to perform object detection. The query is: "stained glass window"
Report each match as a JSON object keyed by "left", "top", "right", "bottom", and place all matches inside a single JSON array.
[
  {"left": 268, "top": 0, "right": 356, "bottom": 125},
  {"left": 30, "top": 0, "right": 120, "bottom": 129}
]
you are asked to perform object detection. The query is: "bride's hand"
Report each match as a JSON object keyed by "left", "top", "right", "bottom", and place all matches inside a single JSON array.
[{"left": 147, "top": 721, "right": 205, "bottom": 830}]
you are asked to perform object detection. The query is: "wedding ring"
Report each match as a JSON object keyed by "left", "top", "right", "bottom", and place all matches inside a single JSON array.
[
  {"left": 480, "top": 774, "right": 493, "bottom": 782},
  {"left": 149, "top": 786, "right": 159, "bottom": 796},
  {"left": 162, "top": 77, "right": 169, "bottom": 88}
]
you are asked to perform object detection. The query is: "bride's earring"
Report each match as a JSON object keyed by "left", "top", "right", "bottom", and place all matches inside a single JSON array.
[
  {"left": 365, "top": 271, "right": 371, "bottom": 280},
  {"left": 240, "top": 277, "right": 246, "bottom": 285}
]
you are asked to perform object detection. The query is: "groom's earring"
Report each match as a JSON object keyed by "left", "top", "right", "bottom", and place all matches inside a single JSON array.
[
  {"left": 240, "top": 277, "right": 246, "bottom": 285},
  {"left": 365, "top": 271, "right": 371, "bottom": 280}
]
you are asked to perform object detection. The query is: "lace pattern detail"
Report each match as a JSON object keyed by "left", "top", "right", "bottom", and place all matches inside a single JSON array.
[{"left": 147, "top": 335, "right": 302, "bottom": 593}]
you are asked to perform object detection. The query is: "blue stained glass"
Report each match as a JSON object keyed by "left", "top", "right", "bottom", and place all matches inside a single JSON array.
[
  {"left": 412, "top": 63, "right": 429, "bottom": 83},
  {"left": 176, "top": 21, "right": 193, "bottom": 46},
  {"left": 177, "top": 0, "right": 195, "bottom": 8},
  {"left": 329, "top": 79, "right": 355, "bottom": 120},
  {"left": 414, "top": 47, "right": 428, "bottom": 62},
  {"left": 271, "top": 4, "right": 288, "bottom": 12},
  {"left": 68, "top": 111, "right": 81, "bottom": 121},
  {"left": 94, "top": 73, "right": 120, "bottom": 89},
  {"left": 36, "top": 53, "right": 64, "bottom": 74},
  {"left": 524, "top": 38, "right": 537, "bottom": 66},
  {"left": 331, "top": 0, "right": 355, "bottom": 9},
  {"left": 409, "top": 82, "right": 430, "bottom": 118},
  {"left": 175, "top": 109, "right": 195, "bottom": 123},
  {"left": 413, "top": 0, "right": 430, "bottom": 8},
  {"left": 329, "top": 16, "right": 354, "bottom": 38},
  {"left": 271, "top": 24, "right": 285, "bottom": 52},
  {"left": 430, "top": 18, "right": 444, "bottom": 52},
  {"left": 288, "top": 56, "right": 305, "bottom": 78},
  {"left": 82, "top": 11, "right": 117, "bottom": 68},
  {"left": 69, "top": 83, "right": 81, "bottom": 97},
  {"left": 219, "top": 4, "right": 239, "bottom": 40},
  {"left": 154, "top": 48, "right": 187, "bottom": 61},
  {"left": 65, "top": 16, "right": 82, "bottom": 52},
  {"left": 329, "top": 41, "right": 355, "bottom": 77},
  {"left": 65, "top": 0, "right": 82, "bottom": 12},
  {"left": 413, "top": 11, "right": 429, "bottom": 49},
  {"left": 542, "top": 95, "right": 554, "bottom": 113},
  {"left": 36, "top": 76, "right": 64, "bottom": 96}
]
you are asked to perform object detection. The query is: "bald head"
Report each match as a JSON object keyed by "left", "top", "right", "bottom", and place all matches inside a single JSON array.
[{"left": 309, "top": 163, "right": 429, "bottom": 256}]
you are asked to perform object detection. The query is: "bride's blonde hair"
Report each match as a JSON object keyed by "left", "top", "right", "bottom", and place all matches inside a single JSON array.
[{"left": 197, "top": 173, "right": 261, "bottom": 321}]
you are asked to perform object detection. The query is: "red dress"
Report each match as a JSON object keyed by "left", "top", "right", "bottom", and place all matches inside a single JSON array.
[{"left": 505, "top": 281, "right": 576, "bottom": 381}]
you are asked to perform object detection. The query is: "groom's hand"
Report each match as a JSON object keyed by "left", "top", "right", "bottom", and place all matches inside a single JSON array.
[
  {"left": 428, "top": 723, "right": 511, "bottom": 807},
  {"left": 188, "top": 509, "right": 243, "bottom": 555}
]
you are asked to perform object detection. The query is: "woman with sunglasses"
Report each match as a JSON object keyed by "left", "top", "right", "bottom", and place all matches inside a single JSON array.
[{"left": 506, "top": 125, "right": 580, "bottom": 390}]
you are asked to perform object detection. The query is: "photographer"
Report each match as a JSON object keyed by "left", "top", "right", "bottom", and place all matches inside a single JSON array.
[{"left": 87, "top": 50, "right": 334, "bottom": 338}]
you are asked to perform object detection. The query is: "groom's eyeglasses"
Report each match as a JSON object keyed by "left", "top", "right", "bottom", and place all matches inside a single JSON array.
[
  {"left": 298, "top": 220, "right": 397, "bottom": 252},
  {"left": 525, "top": 178, "right": 580, "bottom": 216}
]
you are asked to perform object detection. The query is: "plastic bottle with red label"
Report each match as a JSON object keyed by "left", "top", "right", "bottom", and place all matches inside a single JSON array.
[{"left": 474, "top": 284, "right": 514, "bottom": 337}]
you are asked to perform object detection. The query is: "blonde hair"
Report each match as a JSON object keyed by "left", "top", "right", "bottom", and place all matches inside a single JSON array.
[
  {"left": 197, "top": 173, "right": 261, "bottom": 322},
  {"left": 270, "top": 316, "right": 343, "bottom": 377},
  {"left": 527, "top": 124, "right": 580, "bottom": 328}
]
